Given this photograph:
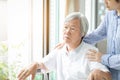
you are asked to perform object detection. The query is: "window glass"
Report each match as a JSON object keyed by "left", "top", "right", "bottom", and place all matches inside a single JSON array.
[
  {"left": 96, "top": 0, "right": 106, "bottom": 25},
  {"left": 96, "top": 0, "right": 107, "bottom": 54},
  {"left": 49, "top": 0, "right": 65, "bottom": 51}
]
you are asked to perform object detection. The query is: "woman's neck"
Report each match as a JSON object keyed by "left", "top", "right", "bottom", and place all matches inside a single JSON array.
[
  {"left": 66, "top": 40, "right": 82, "bottom": 52},
  {"left": 117, "top": 9, "right": 120, "bottom": 16}
]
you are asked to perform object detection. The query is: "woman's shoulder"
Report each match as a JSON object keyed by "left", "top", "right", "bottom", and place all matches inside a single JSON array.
[
  {"left": 82, "top": 42, "right": 98, "bottom": 51},
  {"left": 106, "top": 10, "right": 116, "bottom": 16}
]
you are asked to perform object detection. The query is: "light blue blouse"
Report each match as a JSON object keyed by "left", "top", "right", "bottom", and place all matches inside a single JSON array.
[{"left": 83, "top": 10, "right": 120, "bottom": 80}]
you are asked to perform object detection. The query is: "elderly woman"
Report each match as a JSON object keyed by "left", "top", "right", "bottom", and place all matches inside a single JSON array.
[{"left": 17, "top": 12, "right": 111, "bottom": 80}]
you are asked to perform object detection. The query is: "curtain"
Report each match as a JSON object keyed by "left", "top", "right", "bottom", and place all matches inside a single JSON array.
[{"left": 65, "top": 0, "right": 80, "bottom": 16}]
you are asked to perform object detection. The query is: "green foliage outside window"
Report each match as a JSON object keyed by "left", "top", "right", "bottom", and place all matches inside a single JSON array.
[{"left": 0, "top": 42, "right": 9, "bottom": 80}]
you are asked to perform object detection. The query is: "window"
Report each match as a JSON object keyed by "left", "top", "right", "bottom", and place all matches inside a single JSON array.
[
  {"left": 96, "top": 0, "right": 107, "bottom": 54},
  {"left": 85, "top": 0, "right": 107, "bottom": 53},
  {"left": 1, "top": 0, "right": 107, "bottom": 79},
  {"left": 49, "top": 0, "right": 65, "bottom": 51},
  {"left": 85, "top": 0, "right": 96, "bottom": 32},
  {"left": 8, "top": 0, "right": 32, "bottom": 79},
  {"left": 7, "top": 0, "right": 65, "bottom": 79},
  {"left": 32, "top": 0, "right": 43, "bottom": 62}
]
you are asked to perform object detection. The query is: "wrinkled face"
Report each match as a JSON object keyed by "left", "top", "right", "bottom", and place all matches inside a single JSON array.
[
  {"left": 107, "top": 0, "right": 120, "bottom": 10},
  {"left": 63, "top": 18, "right": 83, "bottom": 45}
]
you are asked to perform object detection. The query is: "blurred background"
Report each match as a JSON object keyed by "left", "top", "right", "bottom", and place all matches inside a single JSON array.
[{"left": 0, "top": 0, "right": 107, "bottom": 79}]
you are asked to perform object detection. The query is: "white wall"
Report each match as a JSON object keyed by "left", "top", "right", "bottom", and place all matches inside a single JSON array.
[{"left": 0, "top": 1, "right": 7, "bottom": 41}]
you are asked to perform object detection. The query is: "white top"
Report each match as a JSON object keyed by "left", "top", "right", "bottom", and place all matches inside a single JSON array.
[{"left": 42, "top": 42, "right": 109, "bottom": 80}]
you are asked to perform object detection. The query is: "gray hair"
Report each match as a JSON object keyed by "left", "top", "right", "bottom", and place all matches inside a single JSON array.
[{"left": 64, "top": 12, "right": 88, "bottom": 35}]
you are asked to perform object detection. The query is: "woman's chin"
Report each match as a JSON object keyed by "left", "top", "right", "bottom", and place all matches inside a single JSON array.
[{"left": 64, "top": 40, "right": 70, "bottom": 44}]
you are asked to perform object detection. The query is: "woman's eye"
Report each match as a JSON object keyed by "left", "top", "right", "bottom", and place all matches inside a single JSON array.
[
  {"left": 71, "top": 28, "right": 75, "bottom": 30},
  {"left": 64, "top": 26, "right": 68, "bottom": 29}
]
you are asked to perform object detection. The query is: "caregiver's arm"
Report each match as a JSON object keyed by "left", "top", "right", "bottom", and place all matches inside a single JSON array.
[
  {"left": 101, "top": 54, "right": 120, "bottom": 70},
  {"left": 87, "top": 49, "right": 120, "bottom": 70}
]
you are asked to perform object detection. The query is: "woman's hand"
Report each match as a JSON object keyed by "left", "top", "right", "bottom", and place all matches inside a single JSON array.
[
  {"left": 17, "top": 62, "right": 38, "bottom": 80},
  {"left": 87, "top": 69, "right": 112, "bottom": 80},
  {"left": 86, "top": 49, "right": 103, "bottom": 62},
  {"left": 54, "top": 42, "right": 65, "bottom": 49}
]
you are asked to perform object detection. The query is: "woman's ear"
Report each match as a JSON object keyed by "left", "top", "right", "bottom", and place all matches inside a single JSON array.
[
  {"left": 81, "top": 32, "right": 85, "bottom": 37},
  {"left": 81, "top": 32, "right": 85, "bottom": 40}
]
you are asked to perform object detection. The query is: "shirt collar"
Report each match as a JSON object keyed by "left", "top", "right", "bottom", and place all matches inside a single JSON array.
[
  {"left": 112, "top": 10, "right": 120, "bottom": 18},
  {"left": 63, "top": 41, "right": 84, "bottom": 56}
]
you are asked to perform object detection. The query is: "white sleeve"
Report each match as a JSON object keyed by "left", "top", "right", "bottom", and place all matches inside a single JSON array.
[
  {"left": 88, "top": 48, "right": 109, "bottom": 72},
  {"left": 42, "top": 49, "right": 58, "bottom": 71},
  {"left": 87, "top": 45, "right": 109, "bottom": 72},
  {"left": 89, "top": 61, "right": 109, "bottom": 72}
]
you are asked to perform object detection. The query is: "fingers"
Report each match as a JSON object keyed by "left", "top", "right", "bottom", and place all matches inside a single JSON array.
[
  {"left": 32, "top": 73, "right": 36, "bottom": 80},
  {"left": 87, "top": 72, "right": 94, "bottom": 80},
  {"left": 102, "top": 77, "right": 107, "bottom": 80},
  {"left": 102, "top": 72, "right": 112, "bottom": 80},
  {"left": 17, "top": 69, "right": 25, "bottom": 78},
  {"left": 23, "top": 69, "right": 30, "bottom": 79},
  {"left": 17, "top": 69, "right": 30, "bottom": 80},
  {"left": 86, "top": 49, "right": 102, "bottom": 62},
  {"left": 86, "top": 49, "right": 97, "bottom": 61},
  {"left": 89, "top": 70, "right": 112, "bottom": 80},
  {"left": 87, "top": 49, "right": 97, "bottom": 57},
  {"left": 89, "top": 49, "right": 97, "bottom": 53},
  {"left": 88, "top": 70, "right": 103, "bottom": 80},
  {"left": 87, "top": 53, "right": 96, "bottom": 59},
  {"left": 17, "top": 62, "right": 39, "bottom": 80},
  {"left": 93, "top": 74, "right": 100, "bottom": 80},
  {"left": 54, "top": 42, "right": 65, "bottom": 49}
]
